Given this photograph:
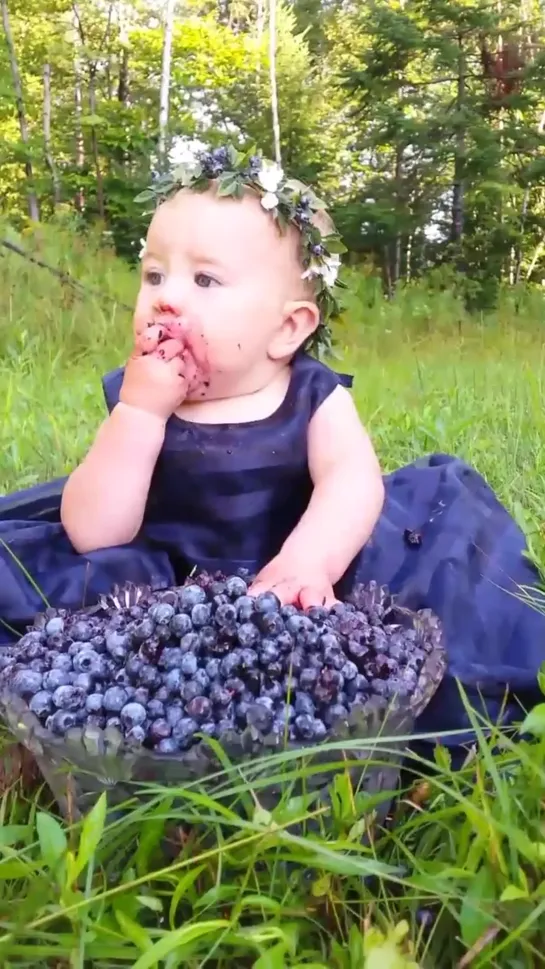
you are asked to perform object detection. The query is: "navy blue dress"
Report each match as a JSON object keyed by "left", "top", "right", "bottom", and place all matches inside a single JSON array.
[{"left": 0, "top": 350, "right": 542, "bottom": 754}]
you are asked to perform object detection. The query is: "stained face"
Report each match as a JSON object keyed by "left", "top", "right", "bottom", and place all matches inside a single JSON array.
[{"left": 134, "top": 187, "right": 316, "bottom": 400}]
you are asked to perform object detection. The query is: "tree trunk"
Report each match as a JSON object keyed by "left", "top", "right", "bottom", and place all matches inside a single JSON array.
[
  {"left": 1, "top": 0, "right": 39, "bottom": 221},
  {"left": 268, "top": 0, "right": 281, "bottom": 165},
  {"left": 158, "top": 0, "right": 176, "bottom": 171},
  {"left": 451, "top": 32, "right": 465, "bottom": 267},
  {"left": 43, "top": 64, "right": 60, "bottom": 208},
  {"left": 118, "top": 46, "right": 129, "bottom": 105},
  {"left": 513, "top": 107, "right": 545, "bottom": 283},
  {"left": 88, "top": 66, "right": 105, "bottom": 220},
  {"left": 72, "top": 5, "right": 86, "bottom": 211},
  {"left": 391, "top": 144, "right": 403, "bottom": 289}
]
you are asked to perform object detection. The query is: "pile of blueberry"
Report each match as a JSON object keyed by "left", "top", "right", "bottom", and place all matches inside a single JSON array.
[{"left": 0, "top": 573, "right": 443, "bottom": 757}]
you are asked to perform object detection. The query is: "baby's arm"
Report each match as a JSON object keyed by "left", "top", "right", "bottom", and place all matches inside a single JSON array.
[
  {"left": 61, "top": 340, "right": 190, "bottom": 554},
  {"left": 284, "top": 385, "right": 384, "bottom": 582},
  {"left": 250, "top": 385, "right": 384, "bottom": 604}
]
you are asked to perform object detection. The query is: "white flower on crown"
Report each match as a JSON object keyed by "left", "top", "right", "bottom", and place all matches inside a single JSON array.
[
  {"left": 257, "top": 161, "right": 284, "bottom": 212},
  {"left": 302, "top": 253, "right": 341, "bottom": 288},
  {"left": 138, "top": 238, "right": 147, "bottom": 259}
]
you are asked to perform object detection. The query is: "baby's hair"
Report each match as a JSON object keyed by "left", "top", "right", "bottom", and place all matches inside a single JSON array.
[{"left": 136, "top": 144, "right": 346, "bottom": 357}]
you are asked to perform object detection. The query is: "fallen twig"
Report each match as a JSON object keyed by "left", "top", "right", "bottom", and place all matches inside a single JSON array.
[{"left": 0, "top": 237, "right": 133, "bottom": 312}]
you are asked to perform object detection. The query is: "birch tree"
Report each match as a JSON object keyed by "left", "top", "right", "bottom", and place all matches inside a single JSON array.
[{"left": 1, "top": 0, "right": 40, "bottom": 221}]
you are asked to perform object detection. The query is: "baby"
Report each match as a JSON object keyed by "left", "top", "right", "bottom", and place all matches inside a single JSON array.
[{"left": 60, "top": 146, "right": 385, "bottom": 608}]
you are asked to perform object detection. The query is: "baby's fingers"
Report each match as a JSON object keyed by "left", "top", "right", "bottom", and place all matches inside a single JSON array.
[
  {"left": 135, "top": 325, "right": 165, "bottom": 355},
  {"left": 154, "top": 337, "right": 185, "bottom": 362}
]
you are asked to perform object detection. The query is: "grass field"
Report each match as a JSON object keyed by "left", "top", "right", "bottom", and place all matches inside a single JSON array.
[{"left": 0, "top": 220, "right": 545, "bottom": 967}]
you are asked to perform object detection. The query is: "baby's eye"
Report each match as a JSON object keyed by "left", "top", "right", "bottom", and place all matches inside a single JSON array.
[
  {"left": 144, "top": 270, "right": 163, "bottom": 286},
  {"left": 195, "top": 272, "right": 218, "bottom": 288}
]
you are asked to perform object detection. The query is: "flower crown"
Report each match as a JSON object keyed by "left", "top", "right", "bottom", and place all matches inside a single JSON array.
[{"left": 135, "top": 144, "right": 346, "bottom": 356}]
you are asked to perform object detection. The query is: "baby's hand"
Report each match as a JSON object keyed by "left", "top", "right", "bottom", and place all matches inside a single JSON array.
[
  {"left": 249, "top": 553, "right": 338, "bottom": 609},
  {"left": 135, "top": 321, "right": 211, "bottom": 387},
  {"left": 120, "top": 342, "right": 197, "bottom": 421}
]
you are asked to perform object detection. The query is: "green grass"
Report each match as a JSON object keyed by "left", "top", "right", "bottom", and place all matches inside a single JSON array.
[{"left": 1, "top": 220, "right": 545, "bottom": 966}]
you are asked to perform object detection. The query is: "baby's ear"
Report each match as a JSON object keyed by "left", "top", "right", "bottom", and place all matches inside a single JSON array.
[{"left": 268, "top": 300, "right": 320, "bottom": 360}]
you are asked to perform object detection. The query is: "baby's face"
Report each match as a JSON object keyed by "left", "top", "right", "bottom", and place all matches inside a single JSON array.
[{"left": 134, "top": 188, "right": 318, "bottom": 400}]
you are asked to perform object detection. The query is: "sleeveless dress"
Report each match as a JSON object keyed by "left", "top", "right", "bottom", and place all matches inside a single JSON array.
[{"left": 0, "top": 350, "right": 543, "bottom": 757}]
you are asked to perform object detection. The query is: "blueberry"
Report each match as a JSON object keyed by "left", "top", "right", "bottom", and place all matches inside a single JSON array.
[
  {"left": 256, "top": 611, "right": 285, "bottom": 636},
  {"left": 103, "top": 686, "right": 129, "bottom": 713},
  {"left": 276, "top": 631, "right": 295, "bottom": 653},
  {"left": 172, "top": 716, "right": 198, "bottom": 748},
  {"left": 43, "top": 668, "right": 70, "bottom": 692},
  {"left": 166, "top": 703, "right": 184, "bottom": 727},
  {"left": 185, "top": 696, "right": 211, "bottom": 722},
  {"left": 276, "top": 701, "right": 295, "bottom": 723},
  {"left": 86, "top": 693, "right": 104, "bottom": 714},
  {"left": 170, "top": 612, "right": 192, "bottom": 637},
  {"left": 294, "top": 713, "right": 316, "bottom": 740},
  {"left": 73, "top": 648, "right": 104, "bottom": 676},
  {"left": 74, "top": 673, "right": 94, "bottom": 693},
  {"left": 323, "top": 646, "right": 345, "bottom": 671},
  {"left": 313, "top": 719, "right": 327, "bottom": 741},
  {"left": 239, "top": 648, "right": 258, "bottom": 670},
  {"left": 348, "top": 640, "right": 368, "bottom": 660},
  {"left": 126, "top": 725, "right": 146, "bottom": 745},
  {"left": 284, "top": 649, "right": 305, "bottom": 675},
  {"left": 223, "top": 676, "right": 245, "bottom": 697},
  {"left": 294, "top": 692, "right": 315, "bottom": 717},
  {"left": 192, "top": 669, "right": 210, "bottom": 693},
  {"left": 45, "top": 617, "right": 64, "bottom": 638},
  {"left": 140, "top": 637, "right": 164, "bottom": 662},
  {"left": 340, "top": 660, "right": 358, "bottom": 681},
  {"left": 106, "top": 631, "right": 130, "bottom": 661},
  {"left": 156, "top": 737, "right": 179, "bottom": 753},
  {"left": 149, "top": 602, "right": 175, "bottom": 625},
  {"left": 164, "top": 668, "right": 183, "bottom": 693},
  {"left": 53, "top": 685, "right": 85, "bottom": 711},
  {"left": 237, "top": 623, "right": 260, "bottom": 648},
  {"left": 206, "top": 658, "right": 221, "bottom": 679},
  {"left": 235, "top": 700, "right": 251, "bottom": 725},
  {"left": 210, "top": 684, "right": 233, "bottom": 707},
  {"left": 199, "top": 626, "right": 218, "bottom": 651},
  {"left": 106, "top": 716, "right": 122, "bottom": 729},
  {"left": 306, "top": 605, "right": 329, "bottom": 622},
  {"left": 149, "top": 718, "right": 172, "bottom": 742},
  {"left": 324, "top": 703, "right": 349, "bottom": 727},
  {"left": 90, "top": 634, "right": 106, "bottom": 653},
  {"left": 132, "top": 618, "right": 155, "bottom": 642},
  {"left": 139, "top": 665, "right": 161, "bottom": 690},
  {"left": 385, "top": 677, "right": 412, "bottom": 699},
  {"left": 297, "top": 628, "right": 319, "bottom": 649},
  {"left": 180, "top": 632, "right": 201, "bottom": 654},
  {"left": 234, "top": 596, "right": 255, "bottom": 622},
  {"left": 70, "top": 620, "right": 94, "bottom": 642},
  {"left": 180, "top": 653, "right": 198, "bottom": 677},
  {"left": 115, "top": 669, "right": 132, "bottom": 687},
  {"left": 120, "top": 702, "right": 147, "bottom": 729},
  {"left": 246, "top": 701, "right": 273, "bottom": 732},
  {"left": 280, "top": 604, "right": 298, "bottom": 619},
  {"left": 133, "top": 686, "right": 150, "bottom": 706},
  {"left": 299, "top": 667, "right": 319, "bottom": 690},
  {"left": 215, "top": 603, "right": 237, "bottom": 626},
  {"left": 29, "top": 690, "right": 54, "bottom": 719},
  {"left": 179, "top": 584, "right": 206, "bottom": 609},
  {"left": 225, "top": 575, "right": 248, "bottom": 599},
  {"left": 160, "top": 647, "right": 182, "bottom": 671},
  {"left": 264, "top": 661, "right": 283, "bottom": 680},
  {"left": 147, "top": 698, "right": 165, "bottom": 719},
  {"left": 51, "top": 654, "right": 72, "bottom": 671},
  {"left": 216, "top": 716, "right": 236, "bottom": 736},
  {"left": 154, "top": 685, "right": 170, "bottom": 703},
  {"left": 191, "top": 603, "right": 212, "bottom": 628},
  {"left": 254, "top": 592, "right": 281, "bottom": 614},
  {"left": 11, "top": 670, "right": 43, "bottom": 697},
  {"left": 285, "top": 614, "right": 313, "bottom": 636},
  {"left": 261, "top": 681, "right": 284, "bottom": 702},
  {"left": 47, "top": 710, "right": 76, "bottom": 735}
]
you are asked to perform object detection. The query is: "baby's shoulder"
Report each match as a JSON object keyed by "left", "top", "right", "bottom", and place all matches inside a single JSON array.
[{"left": 290, "top": 352, "right": 353, "bottom": 418}]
